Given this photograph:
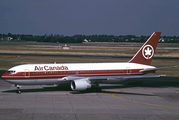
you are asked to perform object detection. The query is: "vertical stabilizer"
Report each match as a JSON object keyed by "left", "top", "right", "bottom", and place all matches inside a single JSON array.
[{"left": 128, "top": 32, "right": 161, "bottom": 65}]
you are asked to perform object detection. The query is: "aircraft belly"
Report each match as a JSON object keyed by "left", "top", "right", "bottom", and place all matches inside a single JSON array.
[{"left": 6, "top": 79, "right": 64, "bottom": 85}]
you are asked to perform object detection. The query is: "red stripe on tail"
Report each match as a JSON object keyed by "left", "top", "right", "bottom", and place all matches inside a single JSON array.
[{"left": 128, "top": 32, "right": 161, "bottom": 65}]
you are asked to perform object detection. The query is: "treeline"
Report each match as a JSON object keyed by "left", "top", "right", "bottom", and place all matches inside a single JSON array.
[{"left": 1, "top": 33, "right": 179, "bottom": 43}]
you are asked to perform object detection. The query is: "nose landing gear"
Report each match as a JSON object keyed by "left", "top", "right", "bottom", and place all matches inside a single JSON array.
[{"left": 15, "top": 85, "right": 21, "bottom": 94}]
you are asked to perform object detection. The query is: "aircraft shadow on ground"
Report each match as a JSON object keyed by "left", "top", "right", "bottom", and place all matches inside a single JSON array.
[
  {"left": 122, "top": 77, "right": 179, "bottom": 87},
  {"left": 70, "top": 90, "right": 155, "bottom": 96},
  {"left": 2, "top": 83, "right": 72, "bottom": 93}
]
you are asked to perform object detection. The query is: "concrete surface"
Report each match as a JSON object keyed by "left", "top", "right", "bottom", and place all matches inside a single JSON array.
[{"left": 0, "top": 76, "right": 179, "bottom": 120}]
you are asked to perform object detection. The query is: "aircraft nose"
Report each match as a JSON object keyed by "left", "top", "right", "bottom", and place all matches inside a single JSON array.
[{"left": 1, "top": 73, "right": 7, "bottom": 80}]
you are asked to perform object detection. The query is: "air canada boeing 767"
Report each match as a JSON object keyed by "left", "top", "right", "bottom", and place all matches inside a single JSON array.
[{"left": 1, "top": 32, "right": 177, "bottom": 93}]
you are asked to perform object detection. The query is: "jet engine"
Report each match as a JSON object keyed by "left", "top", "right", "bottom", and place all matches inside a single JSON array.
[{"left": 71, "top": 79, "right": 91, "bottom": 91}]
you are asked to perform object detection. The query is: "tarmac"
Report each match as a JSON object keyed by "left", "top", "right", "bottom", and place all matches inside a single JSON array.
[
  {"left": 24, "top": 45, "right": 179, "bottom": 50},
  {"left": 0, "top": 53, "right": 179, "bottom": 60},
  {"left": 0, "top": 74, "right": 179, "bottom": 120}
]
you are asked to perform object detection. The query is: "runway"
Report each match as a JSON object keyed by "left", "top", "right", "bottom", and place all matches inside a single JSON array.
[
  {"left": 0, "top": 53, "right": 179, "bottom": 60},
  {"left": 0, "top": 72, "right": 179, "bottom": 120},
  {"left": 24, "top": 45, "right": 179, "bottom": 50}
]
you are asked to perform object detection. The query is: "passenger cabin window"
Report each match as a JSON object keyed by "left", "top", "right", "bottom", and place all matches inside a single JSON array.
[{"left": 7, "top": 70, "right": 16, "bottom": 73}]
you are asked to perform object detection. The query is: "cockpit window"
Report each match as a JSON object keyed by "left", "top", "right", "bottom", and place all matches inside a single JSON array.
[{"left": 7, "top": 70, "right": 16, "bottom": 73}]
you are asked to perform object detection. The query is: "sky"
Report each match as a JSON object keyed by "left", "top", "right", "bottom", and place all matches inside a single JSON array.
[{"left": 0, "top": 0, "right": 179, "bottom": 36}]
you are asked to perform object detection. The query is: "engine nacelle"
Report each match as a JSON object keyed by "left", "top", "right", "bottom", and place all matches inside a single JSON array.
[{"left": 71, "top": 79, "right": 91, "bottom": 91}]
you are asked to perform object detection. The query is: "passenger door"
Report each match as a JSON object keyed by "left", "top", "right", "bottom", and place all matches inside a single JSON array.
[{"left": 25, "top": 69, "right": 30, "bottom": 78}]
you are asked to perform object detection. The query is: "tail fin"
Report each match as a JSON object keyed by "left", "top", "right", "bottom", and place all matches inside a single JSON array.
[{"left": 128, "top": 32, "right": 161, "bottom": 65}]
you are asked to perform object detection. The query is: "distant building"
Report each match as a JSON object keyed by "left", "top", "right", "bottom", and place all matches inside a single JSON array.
[
  {"left": 83, "top": 39, "right": 91, "bottom": 42},
  {"left": 62, "top": 43, "right": 70, "bottom": 50},
  {"left": 16, "top": 37, "right": 21, "bottom": 40},
  {"left": 83, "top": 39, "right": 88, "bottom": 42},
  {"left": 2, "top": 37, "right": 13, "bottom": 41},
  {"left": 159, "top": 38, "right": 165, "bottom": 42}
]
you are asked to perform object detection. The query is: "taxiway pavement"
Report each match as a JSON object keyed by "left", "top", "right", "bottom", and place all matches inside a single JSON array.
[
  {"left": 0, "top": 53, "right": 179, "bottom": 60},
  {"left": 0, "top": 76, "right": 179, "bottom": 120},
  {"left": 24, "top": 45, "right": 179, "bottom": 50}
]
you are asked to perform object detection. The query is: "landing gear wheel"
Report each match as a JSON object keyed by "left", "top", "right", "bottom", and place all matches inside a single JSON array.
[
  {"left": 91, "top": 83, "right": 101, "bottom": 92},
  {"left": 92, "top": 87, "right": 102, "bottom": 92},
  {"left": 15, "top": 85, "right": 22, "bottom": 94},
  {"left": 16, "top": 90, "right": 21, "bottom": 94},
  {"left": 97, "top": 88, "right": 102, "bottom": 92}
]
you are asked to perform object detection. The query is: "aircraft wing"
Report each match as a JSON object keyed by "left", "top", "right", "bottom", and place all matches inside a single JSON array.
[
  {"left": 88, "top": 75, "right": 165, "bottom": 82},
  {"left": 67, "top": 75, "right": 166, "bottom": 91},
  {"left": 65, "top": 74, "right": 165, "bottom": 83}
]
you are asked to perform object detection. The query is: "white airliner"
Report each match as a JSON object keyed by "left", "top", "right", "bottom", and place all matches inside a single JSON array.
[{"left": 1, "top": 32, "right": 177, "bottom": 93}]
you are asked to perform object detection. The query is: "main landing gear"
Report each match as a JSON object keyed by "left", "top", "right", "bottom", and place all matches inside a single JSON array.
[
  {"left": 92, "top": 87, "right": 102, "bottom": 92},
  {"left": 92, "top": 83, "right": 102, "bottom": 92},
  {"left": 15, "top": 85, "right": 21, "bottom": 94}
]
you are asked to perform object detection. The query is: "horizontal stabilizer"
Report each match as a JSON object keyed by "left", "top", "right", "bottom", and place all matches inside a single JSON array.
[{"left": 140, "top": 66, "right": 178, "bottom": 73}]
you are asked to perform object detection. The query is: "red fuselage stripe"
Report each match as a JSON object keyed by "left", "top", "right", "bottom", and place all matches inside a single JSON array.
[{"left": 2, "top": 69, "right": 143, "bottom": 80}]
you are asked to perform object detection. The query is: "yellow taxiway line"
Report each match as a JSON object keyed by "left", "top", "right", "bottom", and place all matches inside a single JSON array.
[{"left": 102, "top": 87, "right": 179, "bottom": 111}]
